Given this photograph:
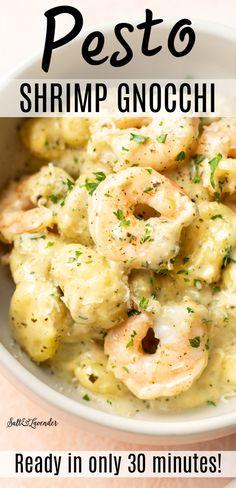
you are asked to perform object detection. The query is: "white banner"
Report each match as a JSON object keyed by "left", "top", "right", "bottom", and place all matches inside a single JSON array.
[
  {"left": 0, "top": 79, "right": 235, "bottom": 116},
  {"left": 0, "top": 451, "right": 235, "bottom": 477}
]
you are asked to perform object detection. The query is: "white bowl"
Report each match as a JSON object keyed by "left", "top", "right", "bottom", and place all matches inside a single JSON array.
[{"left": 0, "top": 20, "right": 236, "bottom": 445}]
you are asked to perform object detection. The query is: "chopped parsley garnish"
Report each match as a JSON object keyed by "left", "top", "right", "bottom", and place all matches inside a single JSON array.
[
  {"left": 210, "top": 214, "right": 223, "bottom": 220},
  {"left": 207, "top": 400, "right": 216, "bottom": 407},
  {"left": 183, "top": 256, "right": 190, "bottom": 264},
  {"left": 195, "top": 154, "right": 206, "bottom": 164},
  {"left": 49, "top": 193, "right": 65, "bottom": 206},
  {"left": 202, "top": 318, "right": 212, "bottom": 325},
  {"left": 214, "top": 191, "right": 221, "bottom": 203},
  {"left": 122, "top": 366, "right": 129, "bottom": 373},
  {"left": 155, "top": 267, "right": 169, "bottom": 276},
  {"left": 187, "top": 307, "right": 194, "bottom": 314},
  {"left": 223, "top": 245, "right": 236, "bottom": 267},
  {"left": 68, "top": 249, "right": 82, "bottom": 265},
  {"left": 46, "top": 241, "right": 54, "bottom": 248},
  {"left": 82, "top": 394, "right": 90, "bottom": 401},
  {"left": 194, "top": 279, "right": 202, "bottom": 290},
  {"left": 113, "top": 208, "right": 130, "bottom": 227},
  {"left": 68, "top": 257, "right": 76, "bottom": 263},
  {"left": 126, "top": 330, "right": 137, "bottom": 348},
  {"left": 146, "top": 168, "right": 152, "bottom": 174},
  {"left": 177, "top": 269, "right": 189, "bottom": 275},
  {"left": 189, "top": 336, "right": 201, "bottom": 348},
  {"left": 191, "top": 154, "right": 205, "bottom": 183},
  {"left": 140, "top": 223, "right": 153, "bottom": 244},
  {"left": 127, "top": 309, "right": 141, "bottom": 317},
  {"left": 212, "top": 285, "right": 221, "bottom": 294},
  {"left": 66, "top": 179, "right": 75, "bottom": 191},
  {"left": 49, "top": 194, "right": 60, "bottom": 204},
  {"left": 85, "top": 172, "right": 106, "bottom": 196},
  {"left": 130, "top": 133, "right": 149, "bottom": 144},
  {"left": 93, "top": 171, "right": 107, "bottom": 182},
  {"left": 208, "top": 153, "right": 222, "bottom": 188},
  {"left": 218, "top": 179, "right": 225, "bottom": 192},
  {"left": 139, "top": 296, "right": 149, "bottom": 310},
  {"left": 175, "top": 151, "right": 186, "bottom": 161},
  {"left": 157, "top": 134, "right": 167, "bottom": 144},
  {"left": 143, "top": 186, "right": 153, "bottom": 193},
  {"left": 30, "top": 235, "right": 46, "bottom": 240}
]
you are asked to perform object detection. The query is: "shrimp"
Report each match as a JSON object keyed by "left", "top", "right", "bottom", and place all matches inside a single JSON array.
[
  {"left": 0, "top": 179, "right": 53, "bottom": 243},
  {"left": 88, "top": 166, "right": 197, "bottom": 269},
  {"left": 0, "top": 164, "right": 73, "bottom": 243},
  {"left": 196, "top": 117, "right": 236, "bottom": 197},
  {"left": 88, "top": 117, "right": 199, "bottom": 172},
  {"left": 104, "top": 299, "right": 209, "bottom": 399}
]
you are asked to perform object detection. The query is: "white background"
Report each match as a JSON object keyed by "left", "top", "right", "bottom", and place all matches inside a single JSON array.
[{"left": 0, "top": 0, "right": 235, "bottom": 77}]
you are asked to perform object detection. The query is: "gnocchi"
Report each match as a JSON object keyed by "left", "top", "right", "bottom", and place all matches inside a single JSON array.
[
  {"left": 0, "top": 114, "right": 236, "bottom": 413},
  {"left": 50, "top": 243, "right": 129, "bottom": 328}
]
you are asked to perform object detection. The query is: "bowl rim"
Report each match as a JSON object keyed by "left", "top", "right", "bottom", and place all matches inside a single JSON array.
[
  {"left": 0, "top": 19, "right": 236, "bottom": 440},
  {"left": 1, "top": 343, "right": 236, "bottom": 438}
]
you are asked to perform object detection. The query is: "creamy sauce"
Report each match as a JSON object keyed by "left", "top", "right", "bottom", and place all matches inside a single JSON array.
[{"left": 1, "top": 115, "right": 236, "bottom": 415}]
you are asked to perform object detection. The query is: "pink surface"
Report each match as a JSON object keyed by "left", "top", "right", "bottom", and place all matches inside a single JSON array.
[
  {"left": 0, "top": 370, "right": 235, "bottom": 487},
  {"left": 1, "top": 1, "right": 236, "bottom": 486}
]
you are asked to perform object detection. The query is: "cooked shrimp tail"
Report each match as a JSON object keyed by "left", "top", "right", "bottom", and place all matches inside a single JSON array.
[{"left": 105, "top": 299, "right": 209, "bottom": 399}]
